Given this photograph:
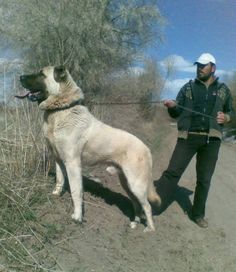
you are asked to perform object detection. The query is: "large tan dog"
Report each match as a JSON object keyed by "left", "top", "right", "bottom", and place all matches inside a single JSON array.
[{"left": 19, "top": 66, "right": 160, "bottom": 232}]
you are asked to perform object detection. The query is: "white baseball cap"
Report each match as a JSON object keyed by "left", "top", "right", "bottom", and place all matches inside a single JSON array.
[{"left": 194, "top": 53, "right": 216, "bottom": 65}]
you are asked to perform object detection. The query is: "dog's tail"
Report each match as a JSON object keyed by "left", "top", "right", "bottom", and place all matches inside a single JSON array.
[
  {"left": 148, "top": 182, "right": 161, "bottom": 206},
  {"left": 146, "top": 150, "right": 161, "bottom": 206}
]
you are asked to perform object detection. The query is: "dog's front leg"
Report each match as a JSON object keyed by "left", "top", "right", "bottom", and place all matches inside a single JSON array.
[
  {"left": 65, "top": 159, "right": 83, "bottom": 223},
  {"left": 52, "top": 162, "right": 65, "bottom": 196}
]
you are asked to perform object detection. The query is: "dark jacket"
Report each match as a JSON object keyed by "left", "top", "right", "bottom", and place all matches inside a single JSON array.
[{"left": 168, "top": 78, "right": 235, "bottom": 139}]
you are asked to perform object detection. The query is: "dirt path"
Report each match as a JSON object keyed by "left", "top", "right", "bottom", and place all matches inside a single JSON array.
[
  {"left": 171, "top": 142, "right": 236, "bottom": 272},
  {"left": 208, "top": 143, "right": 236, "bottom": 253},
  {"left": 181, "top": 141, "right": 236, "bottom": 245}
]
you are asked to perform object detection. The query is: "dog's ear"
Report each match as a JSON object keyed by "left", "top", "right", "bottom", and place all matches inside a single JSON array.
[{"left": 54, "top": 65, "right": 67, "bottom": 82}]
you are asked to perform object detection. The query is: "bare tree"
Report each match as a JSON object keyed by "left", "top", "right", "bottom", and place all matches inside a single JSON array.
[
  {"left": 0, "top": 0, "right": 166, "bottom": 94},
  {"left": 227, "top": 72, "right": 236, "bottom": 104}
]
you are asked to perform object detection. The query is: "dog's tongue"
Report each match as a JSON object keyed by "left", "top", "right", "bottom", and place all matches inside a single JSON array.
[{"left": 15, "top": 91, "right": 30, "bottom": 99}]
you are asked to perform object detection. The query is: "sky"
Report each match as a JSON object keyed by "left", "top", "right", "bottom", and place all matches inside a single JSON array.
[
  {"left": 149, "top": 0, "right": 236, "bottom": 99},
  {"left": 0, "top": 0, "right": 235, "bottom": 100}
]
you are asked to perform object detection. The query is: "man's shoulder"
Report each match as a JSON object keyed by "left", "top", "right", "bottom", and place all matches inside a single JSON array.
[
  {"left": 215, "top": 81, "right": 231, "bottom": 95},
  {"left": 181, "top": 80, "right": 194, "bottom": 90},
  {"left": 216, "top": 81, "right": 229, "bottom": 88},
  {"left": 177, "top": 80, "right": 194, "bottom": 100}
]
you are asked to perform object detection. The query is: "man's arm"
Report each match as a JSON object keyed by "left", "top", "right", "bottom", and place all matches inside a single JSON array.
[
  {"left": 217, "top": 111, "right": 230, "bottom": 124},
  {"left": 164, "top": 85, "right": 186, "bottom": 118},
  {"left": 217, "top": 85, "right": 235, "bottom": 124}
]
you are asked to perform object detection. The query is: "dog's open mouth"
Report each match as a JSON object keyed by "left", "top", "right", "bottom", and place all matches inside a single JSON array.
[{"left": 15, "top": 90, "right": 41, "bottom": 102}]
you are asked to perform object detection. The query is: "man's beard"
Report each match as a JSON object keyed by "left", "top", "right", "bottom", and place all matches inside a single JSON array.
[{"left": 197, "top": 71, "right": 213, "bottom": 82}]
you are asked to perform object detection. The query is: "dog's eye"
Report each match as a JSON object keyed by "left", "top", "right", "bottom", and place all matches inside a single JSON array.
[{"left": 39, "top": 70, "right": 46, "bottom": 77}]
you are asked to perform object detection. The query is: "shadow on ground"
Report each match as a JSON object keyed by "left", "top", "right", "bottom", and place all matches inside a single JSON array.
[
  {"left": 83, "top": 176, "right": 134, "bottom": 219},
  {"left": 60, "top": 174, "right": 194, "bottom": 223},
  {"left": 154, "top": 179, "right": 193, "bottom": 216}
]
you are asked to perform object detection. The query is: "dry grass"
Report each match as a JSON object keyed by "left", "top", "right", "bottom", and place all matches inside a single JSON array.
[
  {"left": 0, "top": 98, "right": 63, "bottom": 271},
  {"left": 0, "top": 99, "right": 47, "bottom": 177}
]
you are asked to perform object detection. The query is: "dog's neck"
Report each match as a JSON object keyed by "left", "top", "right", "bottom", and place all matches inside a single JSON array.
[
  {"left": 39, "top": 86, "right": 84, "bottom": 111},
  {"left": 60, "top": 74, "right": 79, "bottom": 92}
]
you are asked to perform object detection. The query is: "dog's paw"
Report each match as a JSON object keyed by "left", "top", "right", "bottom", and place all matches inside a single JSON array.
[
  {"left": 143, "top": 226, "right": 155, "bottom": 233},
  {"left": 130, "top": 216, "right": 141, "bottom": 229},
  {"left": 52, "top": 186, "right": 63, "bottom": 196},
  {"left": 71, "top": 213, "right": 83, "bottom": 223},
  {"left": 130, "top": 221, "right": 138, "bottom": 229}
]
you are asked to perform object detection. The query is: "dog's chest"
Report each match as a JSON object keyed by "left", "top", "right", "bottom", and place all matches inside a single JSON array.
[
  {"left": 43, "top": 111, "right": 67, "bottom": 146},
  {"left": 43, "top": 114, "right": 57, "bottom": 146},
  {"left": 43, "top": 109, "right": 90, "bottom": 148}
]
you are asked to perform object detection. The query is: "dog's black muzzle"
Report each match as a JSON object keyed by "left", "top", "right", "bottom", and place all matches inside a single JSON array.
[{"left": 17, "top": 74, "right": 46, "bottom": 102}]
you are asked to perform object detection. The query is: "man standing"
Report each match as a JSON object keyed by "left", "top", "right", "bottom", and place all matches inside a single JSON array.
[{"left": 158, "top": 53, "right": 234, "bottom": 228}]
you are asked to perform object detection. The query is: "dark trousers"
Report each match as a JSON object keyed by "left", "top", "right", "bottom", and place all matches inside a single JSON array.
[{"left": 158, "top": 134, "right": 221, "bottom": 219}]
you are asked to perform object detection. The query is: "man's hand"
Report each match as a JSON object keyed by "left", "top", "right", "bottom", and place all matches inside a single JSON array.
[
  {"left": 164, "top": 100, "right": 176, "bottom": 108},
  {"left": 216, "top": 111, "right": 228, "bottom": 124}
]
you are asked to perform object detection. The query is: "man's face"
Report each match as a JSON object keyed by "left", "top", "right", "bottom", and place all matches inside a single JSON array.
[{"left": 196, "top": 63, "right": 215, "bottom": 82}]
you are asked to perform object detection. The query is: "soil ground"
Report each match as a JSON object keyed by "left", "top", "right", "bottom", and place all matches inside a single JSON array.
[{"left": 1, "top": 105, "right": 236, "bottom": 272}]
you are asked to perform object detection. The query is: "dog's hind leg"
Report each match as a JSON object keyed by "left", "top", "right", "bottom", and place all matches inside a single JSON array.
[
  {"left": 122, "top": 170, "right": 155, "bottom": 232},
  {"left": 118, "top": 171, "right": 144, "bottom": 229}
]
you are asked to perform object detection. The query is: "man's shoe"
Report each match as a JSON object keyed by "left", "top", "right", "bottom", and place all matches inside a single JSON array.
[{"left": 193, "top": 217, "right": 208, "bottom": 228}]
